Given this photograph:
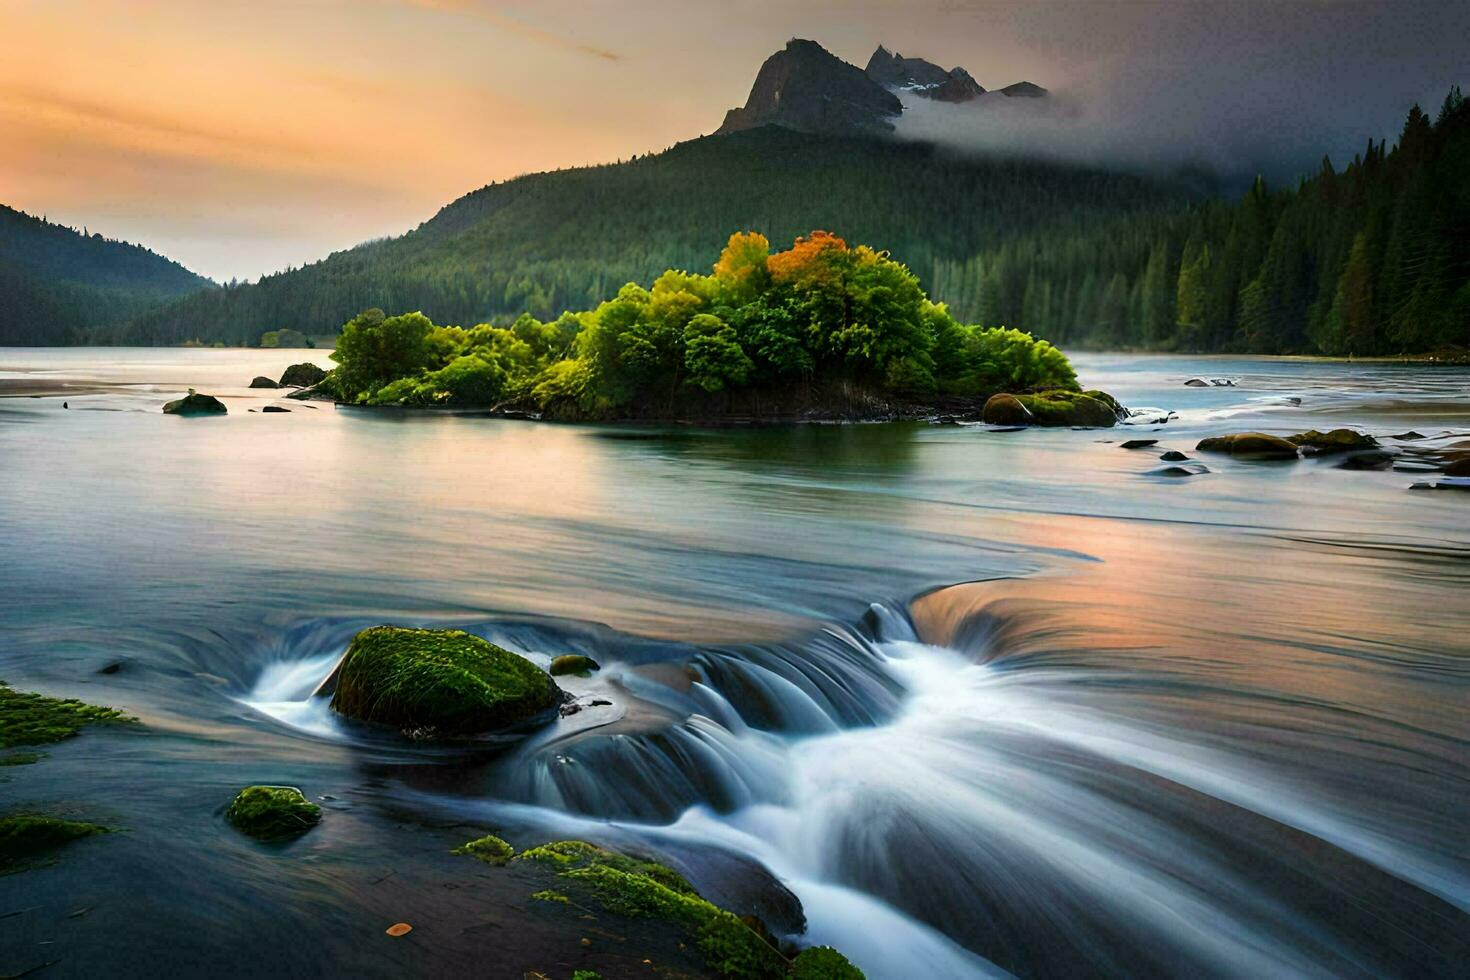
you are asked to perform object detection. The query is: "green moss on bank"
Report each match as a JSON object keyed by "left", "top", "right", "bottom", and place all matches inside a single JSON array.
[
  {"left": 329, "top": 626, "right": 561, "bottom": 737},
  {"left": 225, "top": 785, "right": 321, "bottom": 841},
  {"left": 0, "top": 814, "right": 110, "bottom": 868},
  {"left": 791, "top": 946, "right": 865, "bottom": 979},
  {"left": 0, "top": 681, "right": 134, "bottom": 748}
]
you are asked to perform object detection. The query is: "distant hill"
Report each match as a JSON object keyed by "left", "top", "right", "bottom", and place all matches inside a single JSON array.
[
  {"left": 123, "top": 126, "right": 1198, "bottom": 345},
  {"left": 0, "top": 205, "right": 213, "bottom": 345}
]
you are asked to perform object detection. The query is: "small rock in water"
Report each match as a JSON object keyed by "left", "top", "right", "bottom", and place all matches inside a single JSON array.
[
  {"left": 1196, "top": 433, "right": 1299, "bottom": 459},
  {"left": 1184, "top": 378, "right": 1209, "bottom": 387},
  {"left": 1390, "top": 431, "right": 1426, "bottom": 440},
  {"left": 162, "top": 390, "right": 227, "bottom": 416},
  {"left": 249, "top": 376, "right": 279, "bottom": 389},
  {"left": 1151, "top": 463, "right": 1210, "bottom": 478},
  {"left": 261, "top": 405, "right": 291, "bottom": 413},
  {"left": 1159, "top": 450, "right": 1190, "bottom": 462},
  {"left": 1120, "top": 439, "right": 1158, "bottom": 449},
  {"left": 1336, "top": 451, "right": 1394, "bottom": 471}
]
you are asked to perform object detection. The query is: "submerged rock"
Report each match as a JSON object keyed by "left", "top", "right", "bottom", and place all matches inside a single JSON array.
[
  {"left": 550, "top": 654, "right": 600, "bottom": 677},
  {"left": 330, "top": 626, "right": 562, "bottom": 737},
  {"left": 1160, "top": 450, "right": 1190, "bottom": 462},
  {"left": 1390, "top": 431, "right": 1426, "bottom": 441},
  {"left": 1120, "top": 439, "right": 1158, "bottom": 449},
  {"left": 162, "top": 389, "right": 227, "bottom": 416},
  {"left": 1184, "top": 378, "right": 1209, "bottom": 387},
  {"left": 249, "top": 376, "right": 279, "bottom": 389},
  {"left": 225, "top": 785, "right": 320, "bottom": 841},
  {"left": 1336, "top": 451, "right": 1394, "bottom": 471},
  {"left": 1196, "top": 433, "right": 1300, "bottom": 459},
  {"left": 982, "top": 389, "right": 1122, "bottom": 428},
  {"left": 261, "top": 405, "right": 291, "bottom": 413},
  {"left": 1288, "top": 428, "right": 1378, "bottom": 453},
  {"left": 1152, "top": 463, "right": 1210, "bottom": 477},
  {"left": 279, "top": 363, "right": 327, "bottom": 388}
]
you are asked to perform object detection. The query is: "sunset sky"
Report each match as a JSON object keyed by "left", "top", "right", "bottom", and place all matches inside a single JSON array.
[{"left": 3, "top": 0, "right": 1464, "bottom": 282}]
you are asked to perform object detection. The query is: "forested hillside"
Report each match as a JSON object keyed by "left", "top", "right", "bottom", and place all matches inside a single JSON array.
[
  {"left": 934, "top": 88, "right": 1470, "bottom": 355},
  {"left": 0, "top": 206, "right": 214, "bottom": 345},
  {"left": 121, "top": 127, "right": 1197, "bottom": 346}
]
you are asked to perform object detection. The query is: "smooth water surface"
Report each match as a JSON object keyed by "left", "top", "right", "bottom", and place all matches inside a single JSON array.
[{"left": 1, "top": 348, "right": 1466, "bottom": 978}]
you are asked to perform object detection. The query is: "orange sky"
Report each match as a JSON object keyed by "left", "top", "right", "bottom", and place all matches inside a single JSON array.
[
  {"left": 1, "top": 0, "right": 1052, "bottom": 281},
  {"left": 3, "top": 1, "right": 1462, "bottom": 283}
]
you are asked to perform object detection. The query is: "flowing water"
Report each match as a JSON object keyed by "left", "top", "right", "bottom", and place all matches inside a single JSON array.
[{"left": 1, "top": 348, "right": 1467, "bottom": 978}]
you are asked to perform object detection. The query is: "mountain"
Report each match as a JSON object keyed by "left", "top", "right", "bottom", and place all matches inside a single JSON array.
[
  {"left": 0, "top": 205, "right": 213, "bottom": 345},
  {"left": 717, "top": 39, "right": 902, "bottom": 137},
  {"left": 121, "top": 126, "right": 1198, "bottom": 345},
  {"left": 999, "top": 81, "right": 1048, "bottom": 98},
  {"left": 866, "top": 46, "right": 986, "bottom": 103}
]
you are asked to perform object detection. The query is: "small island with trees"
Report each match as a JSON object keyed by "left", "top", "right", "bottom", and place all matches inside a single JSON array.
[{"left": 305, "top": 230, "right": 1125, "bottom": 427}]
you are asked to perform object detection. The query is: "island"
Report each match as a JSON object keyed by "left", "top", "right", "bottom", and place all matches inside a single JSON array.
[{"left": 301, "top": 231, "right": 1125, "bottom": 426}]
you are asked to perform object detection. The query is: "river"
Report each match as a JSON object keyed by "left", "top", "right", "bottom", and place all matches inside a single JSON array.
[{"left": 1, "top": 347, "right": 1466, "bottom": 978}]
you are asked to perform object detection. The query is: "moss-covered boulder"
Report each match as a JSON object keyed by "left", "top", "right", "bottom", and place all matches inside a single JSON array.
[
  {"left": 279, "top": 363, "right": 328, "bottom": 388},
  {"left": 163, "top": 390, "right": 227, "bottom": 415},
  {"left": 984, "top": 389, "right": 1121, "bottom": 427},
  {"left": 517, "top": 841, "right": 791, "bottom": 979},
  {"left": 0, "top": 814, "right": 109, "bottom": 868},
  {"left": 454, "top": 833, "right": 514, "bottom": 865},
  {"left": 549, "top": 654, "right": 600, "bottom": 678},
  {"left": 0, "top": 681, "right": 133, "bottom": 748},
  {"left": 330, "top": 626, "right": 561, "bottom": 737},
  {"left": 1288, "top": 428, "right": 1377, "bottom": 453},
  {"left": 792, "top": 946, "right": 865, "bottom": 979},
  {"left": 225, "top": 785, "right": 321, "bottom": 841},
  {"left": 1196, "top": 433, "right": 1300, "bottom": 459},
  {"left": 249, "top": 376, "right": 280, "bottom": 389},
  {"left": 980, "top": 393, "right": 1032, "bottom": 425}
]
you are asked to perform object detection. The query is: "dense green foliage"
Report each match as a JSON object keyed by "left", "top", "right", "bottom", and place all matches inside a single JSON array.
[
  {"left": 0, "top": 681, "right": 133, "bottom": 748},
  {"left": 329, "top": 626, "right": 561, "bottom": 736},
  {"left": 0, "top": 205, "right": 213, "bottom": 344},
  {"left": 330, "top": 231, "right": 1077, "bottom": 417},
  {"left": 935, "top": 89, "right": 1470, "bottom": 354},
  {"left": 120, "top": 127, "right": 1193, "bottom": 346}
]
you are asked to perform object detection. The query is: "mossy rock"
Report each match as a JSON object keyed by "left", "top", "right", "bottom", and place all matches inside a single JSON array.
[
  {"left": 792, "top": 946, "right": 865, "bottom": 979},
  {"left": 454, "top": 833, "right": 514, "bottom": 865},
  {"left": 980, "top": 393, "right": 1032, "bottom": 425},
  {"left": 549, "top": 654, "right": 600, "bottom": 678},
  {"left": 163, "top": 390, "right": 227, "bottom": 415},
  {"left": 1287, "top": 428, "right": 1378, "bottom": 453},
  {"left": 279, "top": 363, "right": 328, "bottom": 388},
  {"left": 225, "top": 785, "right": 321, "bottom": 841},
  {"left": 0, "top": 814, "right": 109, "bottom": 867},
  {"left": 0, "top": 682, "right": 133, "bottom": 748},
  {"left": 249, "top": 376, "right": 280, "bottom": 389},
  {"left": 984, "top": 389, "right": 1121, "bottom": 427},
  {"left": 329, "top": 626, "right": 561, "bottom": 737},
  {"left": 514, "top": 840, "right": 862, "bottom": 980},
  {"left": 1196, "top": 433, "right": 1300, "bottom": 459}
]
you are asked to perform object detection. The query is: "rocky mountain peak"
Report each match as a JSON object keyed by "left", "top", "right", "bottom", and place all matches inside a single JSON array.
[{"left": 717, "top": 39, "right": 903, "bottom": 137}]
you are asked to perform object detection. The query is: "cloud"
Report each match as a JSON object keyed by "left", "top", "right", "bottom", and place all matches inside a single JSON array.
[
  {"left": 404, "top": 0, "right": 623, "bottom": 60},
  {"left": 889, "top": 0, "right": 1470, "bottom": 184}
]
